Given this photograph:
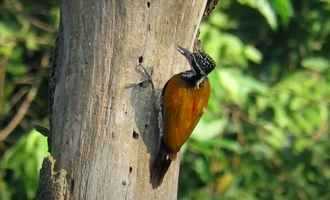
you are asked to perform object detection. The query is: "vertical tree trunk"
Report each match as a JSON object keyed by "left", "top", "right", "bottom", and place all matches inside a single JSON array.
[{"left": 38, "top": 0, "right": 214, "bottom": 199}]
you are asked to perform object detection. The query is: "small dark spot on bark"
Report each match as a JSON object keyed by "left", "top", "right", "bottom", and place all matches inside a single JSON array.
[
  {"left": 70, "top": 179, "right": 75, "bottom": 193},
  {"left": 112, "top": 132, "right": 115, "bottom": 139},
  {"left": 147, "top": 1, "right": 150, "bottom": 8},
  {"left": 138, "top": 56, "right": 143, "bottom": 64},
  {"left": 129, "top": 167, "right": 133, "bottom": 173},
  {"left": 145, "top": 124, "right": 149, "bottom": 129},
  {"left": 147, "top": 24, "right": 151, "bottom": 31},
  {"left": 122, "top": 180, "right": 127, "bottom": 186},
  {"left": 125, "top": 111, "right": 128, "bottom": 115},
  {"left": 138, "top": 81, "right": 149, "bottom": 88},
  {"left": 132, "top": 130, "right": 139, "bottom": 139}
]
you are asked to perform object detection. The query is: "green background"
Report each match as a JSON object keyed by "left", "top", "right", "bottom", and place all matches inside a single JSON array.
[{"left": 0, "top": 0, "right": 329, "bottom": 199}]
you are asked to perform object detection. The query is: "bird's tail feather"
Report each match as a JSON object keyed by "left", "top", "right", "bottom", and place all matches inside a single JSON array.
[{"left": 151, "top": 141, "right": 173, "bottom": 187}]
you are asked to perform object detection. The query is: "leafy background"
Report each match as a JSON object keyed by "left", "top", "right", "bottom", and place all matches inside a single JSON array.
[{"left": 0, "top": 0, "right": 329, "bottom": 199}]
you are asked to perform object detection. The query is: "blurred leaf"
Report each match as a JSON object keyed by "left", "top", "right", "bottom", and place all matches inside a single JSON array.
[
  {"left": 271, "top": 0, "right": 294, "bottom": 25},
  {"left": 302, "top": 57, "right": 330, "bottom": 72},
  {"left": 6, "top": 63, "right": 27, "bottom": 76},
  {"left": 209, "top": 12, "right": 235, "bottom": 29},
  {"left": 238, "top": 0, "right": 278, "bottom": 29},
  {"left": 0, "top": 22, "right": 17, "bottom": 38},
  {"left": 218, "top": 68, "right": 267, "bottom": 105},
  {"left": 216, "top": 173, "right": 234, "bottom": 194},
  {"left": 194, "top": 159, "right": 211, "bottom": 183},
  {"left": 210, "top": 139, "right": 242, "bottom": 153},
  {"left": 0, "top": 129, "right": 49, "bottom": 200},
  {"left": 192, "top": 118, "right": 227, "bottom": 141},
  {"left": 244, "top": 45, "right": 263, "bottom": 63},
  {"left": 0, "top": 179, "right": 12, "bottom": 200},
  {"left": 25, "top": 33, "right": 38, "bottom": 50}
]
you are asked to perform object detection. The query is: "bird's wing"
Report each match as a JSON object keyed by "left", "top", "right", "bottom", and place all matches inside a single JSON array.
[{"left": 162, "top": 75, "right": 210, "bottom": 153}]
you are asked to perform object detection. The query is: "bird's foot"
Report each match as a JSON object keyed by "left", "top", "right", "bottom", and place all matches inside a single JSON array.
[
  {"left": 135, "top": 63, "right": 155, "bottom": 90},
  {"left": 125, "top": 63, "right": 154, "bottom": 89}
]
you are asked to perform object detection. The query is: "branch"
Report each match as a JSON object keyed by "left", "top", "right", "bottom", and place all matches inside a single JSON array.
[
  {"left": 194, "top": 0, "right": 220, "bottom": 51},
  {"left": 0, "top": 86, "right": 38, "bottom": 142},
  {"left": 37, "top": 155, "right": 69, "bottom": 200}
]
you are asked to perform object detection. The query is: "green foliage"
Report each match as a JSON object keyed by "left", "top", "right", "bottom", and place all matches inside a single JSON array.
[
  {"left": 0, "top": 0, "right": 58, "bottom": 118},
  {"left": 180, "top": 0, "right": 330, "bottom": 199},
  {"left": 0, "top": 130, "right": 48, "bottom": 200},
  {"left": 0, "top": 0, "right": 57, "bottom": 199}
]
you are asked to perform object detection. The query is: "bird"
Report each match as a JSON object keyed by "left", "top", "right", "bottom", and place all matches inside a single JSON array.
[{"left": 151, "top": 46, "right": 216, "bottom": 186}]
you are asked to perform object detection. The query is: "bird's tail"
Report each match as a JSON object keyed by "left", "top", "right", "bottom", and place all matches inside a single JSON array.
[{"left": 151, "top": 140, "right": 176, "bottom": 187}]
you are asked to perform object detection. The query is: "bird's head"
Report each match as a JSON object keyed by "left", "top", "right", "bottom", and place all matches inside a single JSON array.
[{"left": 177, "top": 46, "right": 215, "bottom": 77}]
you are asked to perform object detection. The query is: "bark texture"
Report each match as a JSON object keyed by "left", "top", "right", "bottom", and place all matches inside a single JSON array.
[{"left": 39, "top": 0, "right": 214, "bottom": 199}]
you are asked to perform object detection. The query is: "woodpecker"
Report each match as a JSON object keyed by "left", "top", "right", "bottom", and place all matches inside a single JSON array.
[{"left": 151, "top": 46, "right": 216, "bottom": 186}]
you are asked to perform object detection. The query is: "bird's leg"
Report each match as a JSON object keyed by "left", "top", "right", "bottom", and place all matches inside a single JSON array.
[
  {"left": 135, "top": 63, "right": 155, "bottom": 90},
  {"left": 125, "top": 63, "right": 154, "bottom": 89}
]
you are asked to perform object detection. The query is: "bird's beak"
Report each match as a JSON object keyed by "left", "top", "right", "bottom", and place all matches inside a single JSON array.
[{"left": 176, "top": 45, "right": 193, "bottom": 63}]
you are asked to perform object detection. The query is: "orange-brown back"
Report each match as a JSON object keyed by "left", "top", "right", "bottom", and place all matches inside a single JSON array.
[{"left": 162, "top": 74, "right": 210, "bottom": 154}]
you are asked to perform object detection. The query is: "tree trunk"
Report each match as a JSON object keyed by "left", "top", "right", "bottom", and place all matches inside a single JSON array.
[{"left": 38, "top": 0, "right": 214, "bottom": 199}]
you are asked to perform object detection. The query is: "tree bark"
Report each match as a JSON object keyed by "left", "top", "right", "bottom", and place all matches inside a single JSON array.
[{"left": 38, "top": 0, "right": 214, "bottom": 199}]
